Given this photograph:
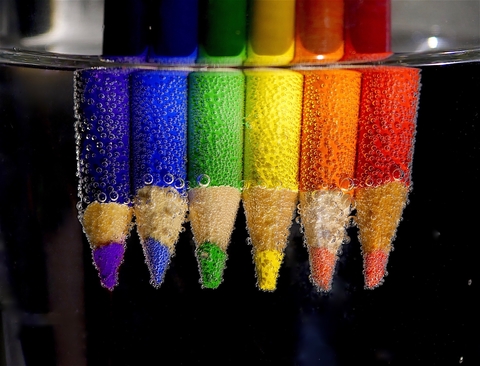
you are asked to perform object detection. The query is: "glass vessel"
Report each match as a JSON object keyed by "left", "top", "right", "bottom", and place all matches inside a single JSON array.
[{"left": 0, "top": 1, "right": 478, "bottom": 365}]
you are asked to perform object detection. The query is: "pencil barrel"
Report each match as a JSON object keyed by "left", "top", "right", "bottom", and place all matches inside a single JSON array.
[
  {"left": 130, "top": 70, "right": 189, "bottom": 287},
  {"left": 243, "top": 69, "right": 303, "bottom": 291},
  {"left": 74, "top": 68, "right": 134, "bottom": 290},
  {"left": 187, "top": 70, "right": 245, "bottom": 288},
  {"left": 354, "top": 66, "right": 421, "bottom": 289}
]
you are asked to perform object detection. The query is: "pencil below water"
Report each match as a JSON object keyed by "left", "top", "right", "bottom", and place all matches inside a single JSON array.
[
  {"left": 130, "top": 70, "right": 189, "bottom": 288},
  {"left": 187, "top": 70, "right": 245, "bottom": 288},
  {"left": 354, "top": 66, "right": 421, "bottom": 289},
  {"left": 243, "top": 69, "right": 303, "bottom": 291},
  {"left": 298, "top": 69, "right": 361, "bottom": 291},
  {"left": 74, "top": 68, "right": 134, "bottom": 290}
]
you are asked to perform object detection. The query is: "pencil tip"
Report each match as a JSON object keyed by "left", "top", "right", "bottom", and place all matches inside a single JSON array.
[
  {"left": 92, "top": 243, "right": 125, "bottom": 291},
  {"left": 364, "top": 249, "right": 389, "bottom": 289},
  {"left": 254, "top": 250, "right": 284, "bottom": 291},
  {"left": 143, "top": 238, "right": 171, "bottom": 288},
  {"left": 196, "top": 242, "right": 227, "bottom": 289},
  {"left": 309, "top": 247, "right": 336, "bottom": 292}
]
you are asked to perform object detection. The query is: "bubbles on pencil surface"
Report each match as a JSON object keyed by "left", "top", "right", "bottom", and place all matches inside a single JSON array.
[
  {"left": 130, "top": 70, "right": 189, "bottom": 288},
  {"left": 353, "top": 66, "right": 421, "bottom": 289},
  {"left": 74, "top": 68, "right": 134, "bottom": 290},
  {"left": 187, "top": 70, "right": 244, "bottom": 289}
]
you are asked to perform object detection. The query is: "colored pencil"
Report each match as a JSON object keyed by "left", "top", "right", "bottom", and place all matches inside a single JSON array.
[
  {"left": 298, "top": 69, "right": 361, "bottom": 291},
  {"left": 149, "top": 0, "right": 199, "bottom": 65},
  {"left": 197, "top": 0, "right": 247, "bottom": 66},
  {"left": 102, "top": 0, "right": 149, "bottom": 62},
  {"left": 243, "top": 69, "right": 303, "bottom": 291},
  {"left": 187, "top": 70, "right": 245, "bottom": 288},
  {"left": 342, "top": 0, "right": 392, "bottom": 62},
  {"left": 130, "top": 70, "right": 189, "bottom": 288},
  {"left": 354, "top": 66, "right": 421, "bottom": 289},
  {"left": 293, "top": 0, "right": 344, "bottom": 64},
  {"left": 245, "top": 0, "right": 296, "bottom": 66},
  {"left": 74, "top": 68, "right": 133, "bottom": 290}
]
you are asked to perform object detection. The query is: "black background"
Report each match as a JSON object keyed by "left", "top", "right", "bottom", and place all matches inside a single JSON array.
[{"left": 0, "top": 62, "right": 479, "bottom": 365}]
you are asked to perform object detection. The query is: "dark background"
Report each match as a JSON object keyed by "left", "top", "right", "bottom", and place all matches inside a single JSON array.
[{"left": 0, "top": 62, "right": 479, "bottom": 365}]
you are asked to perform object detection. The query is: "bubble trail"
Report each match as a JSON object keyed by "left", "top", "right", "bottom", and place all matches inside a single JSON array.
[
  {"left": 243, "top": 69, "right": 303, "bottom": 291},
  {"left": 298, "top": 69, "right": 361, "bottom": 291},
  {"left": 188, "top": 70, "right": 245, "bottom": 289},
  {"left": 244, "top": 0, "right": 296, "bottom": 66},
  {"left": 293, "top": 0, "right": 344, "bottom": 64},
  {"left": 342, "top": 0, "right": 392, "bottom": 62},
  {"left": 74, "top": 68, "right": 134, "bottom": 291},
  {"left": 196, "top": 0, "right": 247, "bottom": 66},
  {"left": 354, "top": 66, "right": 421, "bottom": 289},
  {"left": 148, "top": 0, "right": 199, "bottom": 65},
  {"left": 130, "top": 70, "right": 189, "bottom": 288}
]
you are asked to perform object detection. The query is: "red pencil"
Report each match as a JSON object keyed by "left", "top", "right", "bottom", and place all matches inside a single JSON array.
[{"left": 354, "top": 66, "right": 421, "bottom": 289}]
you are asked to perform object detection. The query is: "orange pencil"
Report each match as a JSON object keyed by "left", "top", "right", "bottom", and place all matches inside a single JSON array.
[
  {"left": 298, "top": 69, "right": 361, "bottom": 291},
  {"left": 354, "top": 66, "right": 421, "bottom": 289},
  {"left": 293, "top": 0, "right": 344, "bottom": 64}
]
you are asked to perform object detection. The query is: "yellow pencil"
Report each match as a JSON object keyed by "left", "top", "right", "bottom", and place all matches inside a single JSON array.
[
  {"left": 243, "top": 69, "right": 303, "bottom": 291},
  {"left": 244, "top": 0, "right": 296, "bottom": 66}
]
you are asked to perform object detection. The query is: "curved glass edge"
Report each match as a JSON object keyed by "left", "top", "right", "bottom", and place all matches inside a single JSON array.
[{"left": 1, "top": 47, "right": 480, "bottom": 71}]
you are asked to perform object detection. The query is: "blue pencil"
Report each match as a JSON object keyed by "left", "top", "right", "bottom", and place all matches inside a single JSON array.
[
  {"left": 130, "top": 70, "right": 189, "bottom": 287},
  {"left": 148, "top": 0, "right": 199, "bottom": 65},
  {"left": 74, "top": 68, "right": 134, "bottom": 290}
]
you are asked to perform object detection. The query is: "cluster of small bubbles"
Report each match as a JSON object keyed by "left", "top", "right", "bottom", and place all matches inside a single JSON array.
[
  {"left": 355, "top": 67, "right": 420, "bottom": 189},
  {"left": 299, "top": 70, "right": 361, "bottom": 194},
  {"left": 242, "top": 186, "right": 298, "bottom": 253},
  {"left": 187, "top": 71, "right": 244, "bottom": 189},
  {"left": 188, "top": 186, "right": 241, "bottom": 252},
  {"left": 299, "top": 190, "right": 353, "bottom": 253},
  {"left": 243, "top": 70, "right": 303, "bottom": 191},
  {"left": 130, "top": 71, "right": 188, "bottom": 195},
  {"left": 74, "top": 68, "right": 132, "bottom": 210}
]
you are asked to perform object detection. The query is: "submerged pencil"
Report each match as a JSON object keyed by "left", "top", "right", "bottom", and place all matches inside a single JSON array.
[
  {"left": 130, "top": 70, "right": 189, "bottom": 288},
  {"left": 197, "top": 0, "right": 247, "bottom": 65},
  {"left": 299, "top": 69, "right": 361, "bottom": 291},
  {"left": 342, "top": 0, "right": 392, "bottom": 62},
  {"left": 245, "top": 0, "right": 296, "bottom": 66},
  {"left": 187, "top": 70, "right": 245, "bottom": 288},
  {"left": 243, "top": 69, "right": 303, "bottom": 291},
  {"left": 149, "top": 0, "right": 199, "bottom": 65},
  {"left": 74, "top": 68, "right": 133, "bottom": 290},
  {"left": 354, "top": 66, "right": 421, "bottom": 289},
  {"left": 102, "top": 0, "right": 149, "bottom": 62},
  {"left": 293, "top": 0, "right": 344, "bottom": 64}
]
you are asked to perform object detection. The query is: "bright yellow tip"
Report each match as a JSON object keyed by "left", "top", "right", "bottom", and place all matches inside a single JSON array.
[{"left": 254, "top": 250, "right": 284, "bottom": 291}]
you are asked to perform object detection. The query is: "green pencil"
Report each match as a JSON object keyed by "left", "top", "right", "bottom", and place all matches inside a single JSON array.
[
  {"left": 197, "top": 0, "right": 247, "bottom": 65},
  {"left": 187, "top": 69, "right": 245, "bottom": 288}
]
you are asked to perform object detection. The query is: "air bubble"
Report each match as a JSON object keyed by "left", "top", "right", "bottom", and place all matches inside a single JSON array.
[
  {"left": 143, "top": 173, "right": 154, "bottom": 185},
  {"left": 174, "top": 178, "right": 185, "bottom": 190},
  {"left": 197, "top": 174, "right": 211, "bottom": 188},
  {"left": 97, "top": 192, "right": 107, "bottom": 203},
  {"left": 164, "top": 173, "right": 174, "bottom": 185}
]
